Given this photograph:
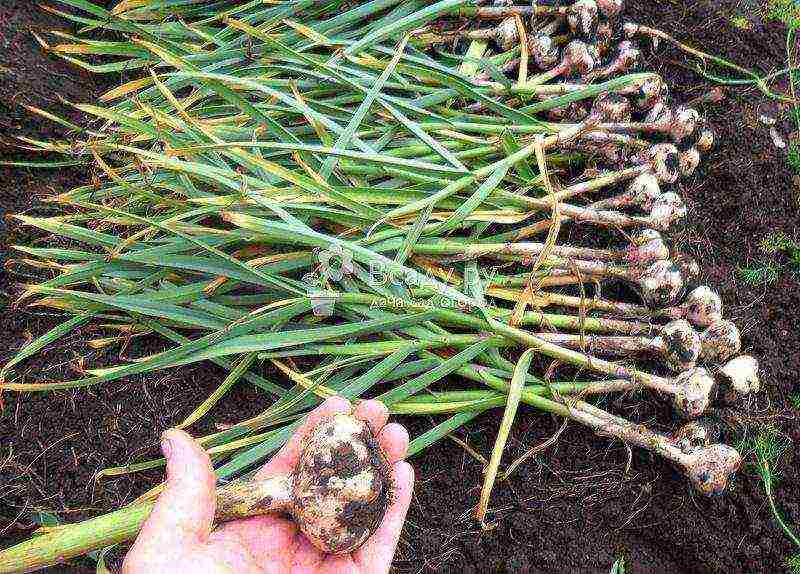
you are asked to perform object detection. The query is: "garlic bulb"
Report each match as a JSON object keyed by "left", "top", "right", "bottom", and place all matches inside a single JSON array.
[{"left": 216, "top": 414, "right": 392, "bottom": 554}]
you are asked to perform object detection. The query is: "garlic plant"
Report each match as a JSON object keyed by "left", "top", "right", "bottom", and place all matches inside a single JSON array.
[{"left": 0, "top": 0, "right": 762, "bottom": 570}]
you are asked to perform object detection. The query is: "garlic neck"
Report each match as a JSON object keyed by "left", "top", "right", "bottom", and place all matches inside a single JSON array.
[{"left": 215, "top": 474, "right": 294, "bottom": 522}]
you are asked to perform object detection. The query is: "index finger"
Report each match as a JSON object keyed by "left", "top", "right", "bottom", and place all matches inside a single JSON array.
[{"left": 255, "top": 395, "right": 351, "bottom": 478}]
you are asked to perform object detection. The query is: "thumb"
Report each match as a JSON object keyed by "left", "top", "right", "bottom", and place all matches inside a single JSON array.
[{"left": 136, "top": 429, "right": 216, "bottom": 551}]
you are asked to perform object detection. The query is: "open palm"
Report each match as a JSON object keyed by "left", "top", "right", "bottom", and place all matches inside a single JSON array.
[{"left": 122, "top": 397, "right": 414, "bottom": 574}]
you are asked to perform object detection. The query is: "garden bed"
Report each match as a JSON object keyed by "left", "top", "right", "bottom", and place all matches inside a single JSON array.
[{"left": 1, "top": 1, "right": 799, "bottom": 572}]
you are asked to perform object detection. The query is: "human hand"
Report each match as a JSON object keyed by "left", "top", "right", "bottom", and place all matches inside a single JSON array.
[{"left": 122, "top": 396, "right": 414, "bottom": 574}]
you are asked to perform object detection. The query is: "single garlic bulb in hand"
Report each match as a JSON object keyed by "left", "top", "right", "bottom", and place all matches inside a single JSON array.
[{"left": 216, "top": 413, "right": 392, "bottom": 554}]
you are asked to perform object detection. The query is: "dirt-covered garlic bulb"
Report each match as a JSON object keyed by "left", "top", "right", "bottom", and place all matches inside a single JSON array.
[
  {"left": 639, "top": 259, "right": 683, "bottom": 309},
  {"left": 648, "top": 192, "right": 686, "bottom": 230},
  {"left": 494, "top": 17, "right": 519, "bottom": 50},
  {"left": 592, "top": 92, "right": 632, "bottom": 122},
  {"left": 622, "top": 20, "right": 641, "bottom": 39},
  {"left": 667, "top": 106, "right": 700, "bottom": 142},
  {"left": 645, "top": 100, "right": 672, "bottom": 124},
  {"left": 597, "top": 0, "right": 624, "bottom": 20},
  {"left": 529, "top": 33, "right": 560, "bottom": 69},
  {"left": 657, "top": 319, "right": 701, "bottom": 372},
  {"left": 563, "top": 40, "right": 600, "bottom": 76},
  {"left": 672, "top": 418, "right": 720, "bottom": 453},
  {"left": 672, "top": 367, "right": 716, "bottom": 419},
  {"left": 604, "top": 171, "right": 661, "bottom": 211},
  {"left": 673, "top": 254, "right": 700, "bottom": 289},
  {"left": 215, "top": 414, "right": 392, "bottom": 554},
  {"left": 630, "top": 228, "right": 670, "bottom": 263},
  {"left": 643, "top": 143, "right": 681, "bottom": 184},
  {"left": 683, "top": 444, "right": 742, "bottom": 496},
  {"left": 718, "top": 355, "right": 760, "bottom": 401},
  {"left": 631, "top": 76, "right": 667, "bottom": 109},
  {"left": 699, "top": 320, "right": 741, "bottom": 363},
  {"left": 601, "top": 40, "right": 641, "bottom": 77},
  {"left": 632, "top": 174, "right": 664, "bottom": 208},
  {"left": 567, "top": 0, "right": 599, "bottom": 41},
  {"left": 679, "top": 147, "right": 701, "bottom": 177},
  {"left": 679, "top": 286, "right": 723, "bottom": 327},
  {"left": 639, "top": 258, "right": 693, "bottom": 308}
]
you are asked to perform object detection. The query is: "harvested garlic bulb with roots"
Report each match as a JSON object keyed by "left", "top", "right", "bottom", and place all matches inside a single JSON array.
[{"left": 215, "top": 414, "right": 392, "bottom": 554}]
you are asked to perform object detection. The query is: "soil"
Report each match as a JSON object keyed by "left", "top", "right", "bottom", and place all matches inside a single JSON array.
[{"left": 1, "top": 1, "right": 799, "bottom": 573}]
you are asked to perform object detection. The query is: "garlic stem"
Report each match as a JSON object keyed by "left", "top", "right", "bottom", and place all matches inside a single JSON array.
[
  {"left": 410, "top": 228, "right": 668, "bottom": 265},
  {"left": 484, "top": 317, "right": 716, "bottom": 418},
  {"left": 564, "top": 400, "right": 741, "bottom": 495},
  {"left": 485, "top": 285, "right": 722, "bottom": 327},
  {"left": 533, "top": 318, "right": 701, "bottom": 372},
  {"left": 215, "top": 474, "right": 294, "bottom": 521}
]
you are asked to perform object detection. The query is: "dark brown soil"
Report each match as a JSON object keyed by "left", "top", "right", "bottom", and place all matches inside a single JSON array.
[{"left": 2, "top": 2, "right": 799, "bottom": 573}]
